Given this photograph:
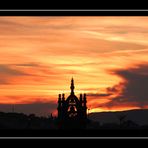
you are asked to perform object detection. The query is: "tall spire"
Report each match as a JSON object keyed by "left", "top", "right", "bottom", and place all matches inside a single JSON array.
[{"left": 70, "top": 77, "right": 75, "bottom": 94}]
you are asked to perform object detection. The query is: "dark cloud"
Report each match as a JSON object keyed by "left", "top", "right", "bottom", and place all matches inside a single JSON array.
[
  {"left": 14, "top": 63, "right": 39, "bottom": 67},
  {"left": 0, "top": 101, "right": 57, "bottom": 117},
  {"left": 106, "top": 82, "right": 124, "bottom": 94},
  {"left": 0, "top": 64, "right": 29, "bottom": 76},
  {"left": 0, "top": 64, "right": 31, "bottom": 84},
  {"left": 87, "top": 93, "right": 112, "bottom": 97},
  {"left": 104, "top": 64, "right": 148, "bottom": 108}
]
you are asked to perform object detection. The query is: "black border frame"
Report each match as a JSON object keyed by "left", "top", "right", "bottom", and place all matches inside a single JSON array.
[
  {"left": 0, "top": 9, "right": 148, "bottom": 138},
  {"left": 0, "top": 9, "right": 148, "bottom": 16}
]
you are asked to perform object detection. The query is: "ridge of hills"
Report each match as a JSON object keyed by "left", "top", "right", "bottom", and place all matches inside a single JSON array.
[{"left": 88, "top": 109, "right": 148, "bottom": 125}]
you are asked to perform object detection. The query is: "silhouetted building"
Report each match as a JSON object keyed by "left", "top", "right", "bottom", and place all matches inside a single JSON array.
[{"left": 57, "top": 78, "right": 87, "bottom": 129}]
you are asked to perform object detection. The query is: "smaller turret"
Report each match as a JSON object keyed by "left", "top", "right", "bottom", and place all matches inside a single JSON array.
[
  {"left": 80, "top": 93, "right": 83, "bottom": 105},
  {"left": 58, "top": 94, "right": 61, "bottom": 102},
  {"left": 83, "top": 93, "right": 87, "bottom": 119},
  {"left": 83, "top": 93, "right": 87, "bottom": 105},
  {"left": 62, "top": 93, "right": 65, "bottom": 102},
  {"left": 57, "top": 94, "right": 62, "bottom": 119}
]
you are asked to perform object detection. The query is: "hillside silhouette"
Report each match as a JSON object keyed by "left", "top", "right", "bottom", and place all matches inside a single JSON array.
[
  {"left": 88, "top": 109, "right": 148, "bottom": 129},
  {"left": 1, "top": 109, "right": 148, "bottom": 129}
]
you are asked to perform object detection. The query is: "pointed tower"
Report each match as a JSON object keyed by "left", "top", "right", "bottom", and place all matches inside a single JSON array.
[
  {"left": 57, "top": 78, "right": 87, "bottom": 129},
  {"left": 70, "top": 77, "right": 75, "bottom": 95}
]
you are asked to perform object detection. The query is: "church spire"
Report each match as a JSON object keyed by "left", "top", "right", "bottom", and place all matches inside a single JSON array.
[{"left": 70, "top": 77, "right": 75, "bottom": 94}]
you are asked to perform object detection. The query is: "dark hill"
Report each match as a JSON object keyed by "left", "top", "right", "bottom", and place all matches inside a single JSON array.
[{"left": 88, "top": 109, "right": 148, "bottom": 126}]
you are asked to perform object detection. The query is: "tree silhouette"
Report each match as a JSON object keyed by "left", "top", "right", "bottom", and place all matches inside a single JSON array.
[{"left": 117, "top": 114, "right": 127, "bottom": 127}]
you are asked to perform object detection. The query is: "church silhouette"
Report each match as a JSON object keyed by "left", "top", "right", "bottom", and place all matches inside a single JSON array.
[{"left": 57, "top": 78, "right": 87, "bottom": 129}]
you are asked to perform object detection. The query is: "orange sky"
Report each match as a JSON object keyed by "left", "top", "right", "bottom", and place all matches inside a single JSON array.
[{"left": 1, "top": 16, "right": 148, "bottom": 116}]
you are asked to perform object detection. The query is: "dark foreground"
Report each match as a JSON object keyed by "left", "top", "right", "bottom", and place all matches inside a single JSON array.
[{"left": 0, "top": 111, "right": 148, "bottom": 137}]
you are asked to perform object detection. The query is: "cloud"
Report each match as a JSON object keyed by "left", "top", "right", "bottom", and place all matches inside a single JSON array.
[
  {"left": 0, "top": 64, "right": 31, "bottom": 84},
  {"left": 14, "top": 63, "right": 39, "bottom": 67},
  {"left": 0, "top": 17, "right": 75, "bottom": 37},
  {"left": 0, "top": 62, "right": 82, "bottom": 85},
  {"left": 87, "top": 93, "right": 112, "bottom": 97},
  {"left": 0, "top": 64, "right": 29, "bottom": 76},
  {"left": 103, "top": 64, "right": 148, "bottom": 108}
]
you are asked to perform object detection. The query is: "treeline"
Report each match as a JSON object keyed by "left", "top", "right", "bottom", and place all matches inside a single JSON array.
[{"left": 0, "top": 112, "right": 57, "bottom": 129}]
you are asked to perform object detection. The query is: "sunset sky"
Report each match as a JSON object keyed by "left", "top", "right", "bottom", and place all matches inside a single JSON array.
[{"left": 1, "top": 16, "right": 148, "bottom": 116}]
